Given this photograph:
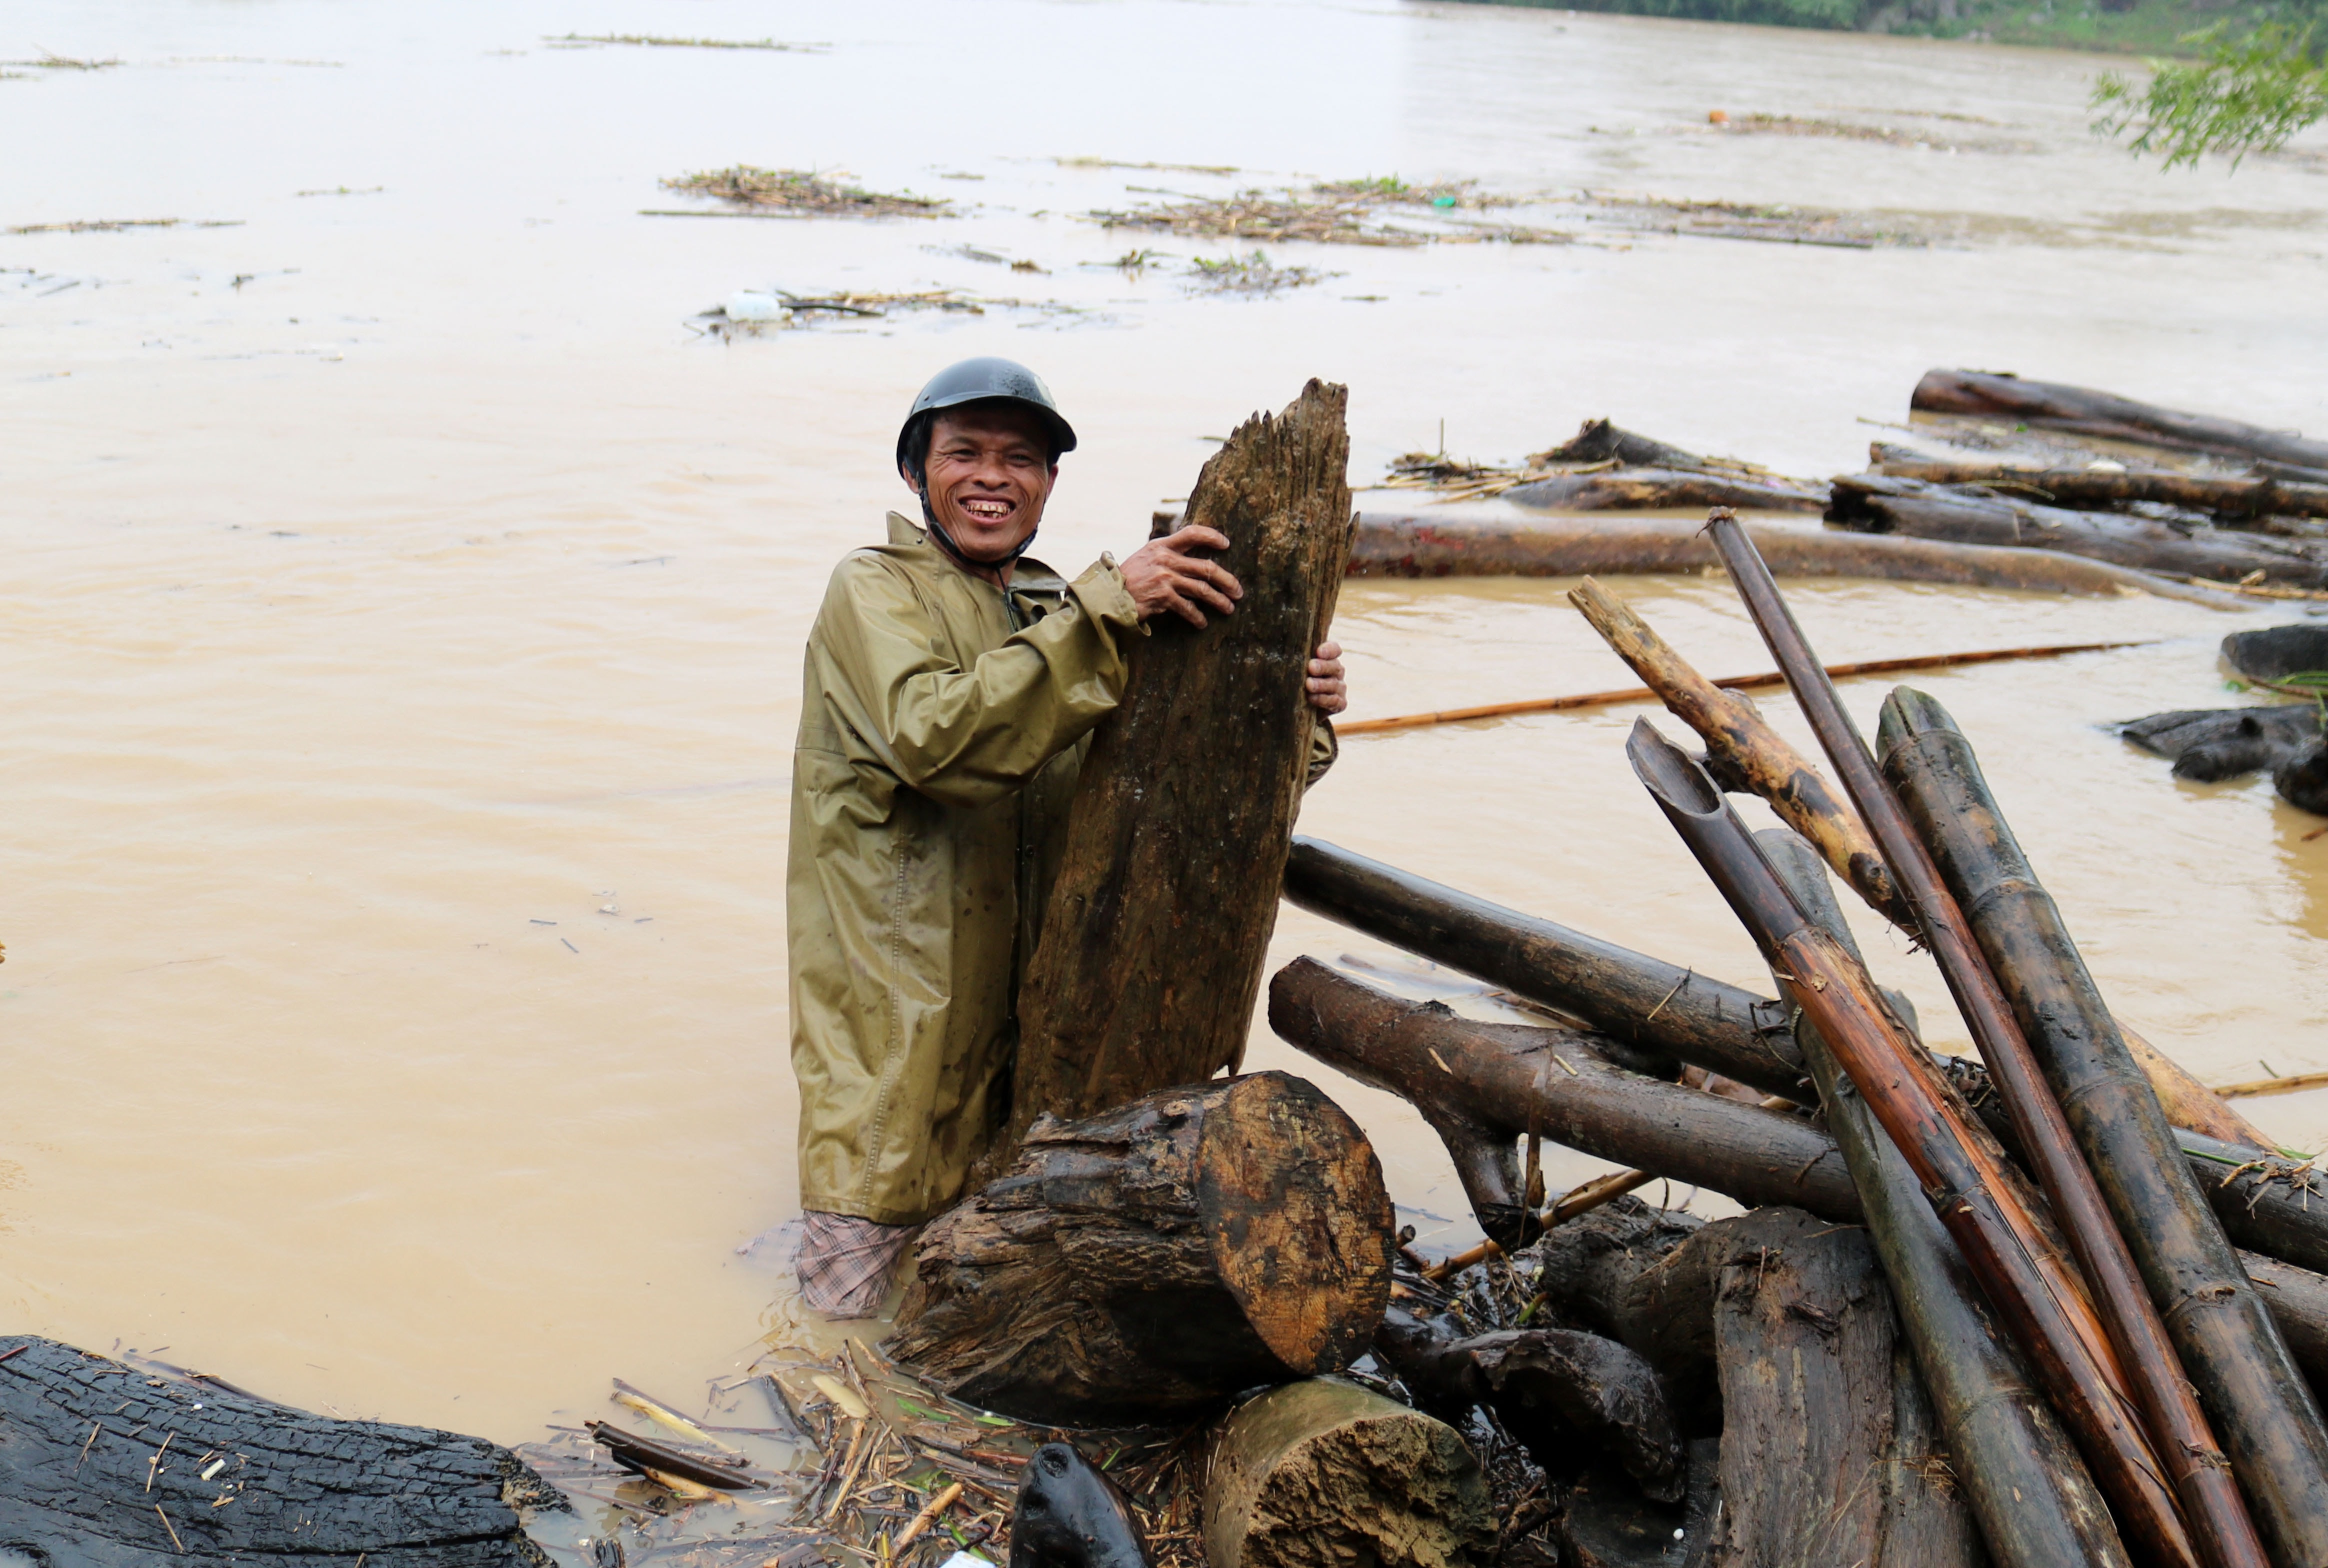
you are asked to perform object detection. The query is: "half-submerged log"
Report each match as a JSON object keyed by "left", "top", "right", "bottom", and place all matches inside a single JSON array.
[
  {"left": 1870, "top": 450, "right": 2328, "bottom": 521},
  {"left": 1912, "top": 369, "right": 2328, "bottom": 473},
  {"left": 1701, "top": 1208, "right": 1982, "bottom": 1568},
  {"left": 888, "top": 1072, "right": 1394, "bottom": 1426},
  {"left": 1828, "top": 474, "right": 2328, "bottom": 587},
  {"left": 2121, "top": 705, "right": 2320, "bottom": 781},
  {"left": 1009, "top": 1443, "right": 1150, "bottom": 1568},
  {"left": 1536, "top": 419, "right": 1729, "bottom": 471},
  {"left": 1266, "top": 958, "right": 1858, "bottom": 1246},
  {"left": 1504, "top": 469, "right": 1822, "bottom": 513},
  {"left": 1204, "top": 1379, "right": 1496, "bottom": 1568},
  {"left": 1345, "top": 512, "right": 2246, "bottom": 603},
  {"left": 1758, "top": 828, "right": 2130, "bottom": 1568},
  {"left": 2224, "top": 623, "right": 2328, "bottom": 685},
  {"left": 1882, "top": 687, "right": 2328, "bottom": 1566},
  {"left": 0, "top": 1335, "right": 562, "bottom": 1565},
  {"left": 1007, "top": 380, "right": 1354, "bottom": 1150}
]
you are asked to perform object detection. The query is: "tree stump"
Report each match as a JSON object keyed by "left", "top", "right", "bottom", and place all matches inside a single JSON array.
[
  {"left": 887, "top": 1072, "right": 1393, "bottom": 1426},
  {"left": 1004, "top": 380, "right": 1354, "bottom": 1158},
  {"left": 0, "top": 1336, "right": 560, "bottom": 1565},
  {"left": 1204, "top": 1379, "right": 1496, "bottom": 1568}
]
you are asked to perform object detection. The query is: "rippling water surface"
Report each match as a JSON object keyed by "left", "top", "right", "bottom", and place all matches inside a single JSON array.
[{"left": 4, "top": 0, "right": 2326, "bottom": 1443}]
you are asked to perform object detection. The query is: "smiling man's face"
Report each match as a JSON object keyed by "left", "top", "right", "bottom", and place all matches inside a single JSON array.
[{"left": 914, "top": 402, "right": 1058, "bottom": 564}]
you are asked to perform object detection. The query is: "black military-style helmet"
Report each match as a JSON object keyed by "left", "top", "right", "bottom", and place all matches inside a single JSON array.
[{"left": 894, "top": 357, "right": 1078, "bottom": 484}]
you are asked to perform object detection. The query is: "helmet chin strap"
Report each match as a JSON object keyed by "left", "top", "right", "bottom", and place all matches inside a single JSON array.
[{"left": 920, "top": 493, "right": 1040, "bottom": 570}]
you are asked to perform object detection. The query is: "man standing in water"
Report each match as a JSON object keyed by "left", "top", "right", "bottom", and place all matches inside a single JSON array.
[{"left": 786, "top": 358, "right": 1348, "bottom": 1316}]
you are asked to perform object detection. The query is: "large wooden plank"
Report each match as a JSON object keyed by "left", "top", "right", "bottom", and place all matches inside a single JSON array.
[{"left": 1008, "top": 379, "right": 1352, "bottom": 1145}]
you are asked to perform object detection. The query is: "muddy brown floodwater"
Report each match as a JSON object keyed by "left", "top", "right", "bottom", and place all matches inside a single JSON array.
[{"left": 4, "top": 0, "right": 2328, "bottom": 1458}]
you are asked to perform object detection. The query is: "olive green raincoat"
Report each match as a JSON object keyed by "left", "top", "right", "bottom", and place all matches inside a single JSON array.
[{"left": 788, "top": 513, "right": 1146, "bottom": 1225}]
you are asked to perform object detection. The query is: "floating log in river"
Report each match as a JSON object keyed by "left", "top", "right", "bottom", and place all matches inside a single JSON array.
[
  {"left": 1344, "top": 511, "right": 2247, "bottom": 602},
  {"left": 888, "top": 1072, "right": 1393, "bottom": 1426},
  {"left": 1828, "top": 474, "right": 2328, "bottom": 587},
  {"left": 1870, "top": 448, "right": 2328, "bottom": 522},
  {"left": 1503, "top": 467, "right": 1823, "bottom": 513},
  {"left": 1006, "top": 379, "right": 1354, "bottom": 1158},
  {"left": 1912, "top": 369, "right": 2328, "bottom": 475}
]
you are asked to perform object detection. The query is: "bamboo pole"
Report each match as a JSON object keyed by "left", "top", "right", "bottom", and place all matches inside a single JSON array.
[
  {"left": 1336, "top": 639, "right": 2150, "bottom": 737},
  {"left": 1570, "top": 574, "right": 1915, "bottom": 928},
  {"left": 1702, "top": 509, "right": 2262, "bottom": 1568},
  {"left": 2212, "top": 1069, "right": 2328, "bottom": 1102},
  {"left": 1756, "top": 826, "right": 2130, "bottom": 1568},
  {"left": 1628, "top": 721, "right": 2198, "bottom": 1568},
  {"left": 1882, "top": 688, "right": 2328, "bottom": 1566}
]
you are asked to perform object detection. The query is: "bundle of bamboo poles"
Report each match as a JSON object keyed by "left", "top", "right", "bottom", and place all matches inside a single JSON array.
[{"left": 1272, "top": 508, "right": 2328, "bottom": 1568}]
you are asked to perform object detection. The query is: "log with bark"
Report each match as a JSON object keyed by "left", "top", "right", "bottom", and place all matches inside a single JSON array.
[
  {"left": 1502, "top": 469, "right": 1824, "bottom": 514},
  {"left": 1005, "top": 379, "right": 1354, "bottom": 1155},
  {"left": 1534, "top": 419, "right": 1732, "bottom": 472},
  {"left": 1758, "top": 828, "right": 2131, "bottom": 1568},
  {"left": 1282, "top": 833, "right": 2280, "bottom": 1156},
  {"left": 0, "top": 1335, "right": 564, "bottom": 1565},
  {"left": 1697, "top": 1207, "right": 1984, "bottom": 1568},
  {"left": 1828, "top": 473, "right": 2328, "bottom": 587},
  {"left": 1266, "top": 958, "right": 1860, "bottom": 1247},
  {"left": 1910, "top": 369, "right": 2328, "bottom": 475},
  {"left": 1882, "top": 686, "right": 2328, "bottom": 1568},
  {"left": 1343, "top": 511, "right": 2247, "bottom": 603},
  {"left": 1202, "top": 1378, "right": 1498, "bottom": 1568},
  {"left": 1869, "top": 448, "right": 2328, "bottom": 521},
  {"left": 888, "top": 1071, "right": 1394, "bottom": 1426}
]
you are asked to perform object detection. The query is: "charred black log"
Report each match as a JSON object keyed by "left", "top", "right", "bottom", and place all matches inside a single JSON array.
[
  {"left": 2120, "top": 706, "right": 2320, "bottom": 782},
  {"left": 0, "top": 1335, "right": 562, "bottom": 1565}
]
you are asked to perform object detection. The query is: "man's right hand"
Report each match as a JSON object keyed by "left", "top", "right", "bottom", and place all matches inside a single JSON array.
[{"left": 1119, "top": 525, "right": 1244, "bottom": 627}]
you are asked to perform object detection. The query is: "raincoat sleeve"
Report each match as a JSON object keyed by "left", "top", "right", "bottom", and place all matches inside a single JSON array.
[{"left": 820, "top": 553, "right": 1142, "bottom": 809}]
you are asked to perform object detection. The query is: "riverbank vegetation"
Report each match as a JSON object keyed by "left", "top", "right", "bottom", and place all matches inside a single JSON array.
[{"left": 1456, "top": 0, "right": 2304, "bottom": 55}]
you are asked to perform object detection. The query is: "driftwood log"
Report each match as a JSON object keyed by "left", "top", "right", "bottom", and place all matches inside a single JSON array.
[
  {"left": 1266, "top": 958, "right": 1858, "bottom": 1247},
  {"left": 0, "top": 1335, "right": 562, "bottom": 1565},
  {"left": 2122, "top": 705, "right": 2320, "bottom": 781},
  {"left": 1911, "top": 369, "right": 2328, "bottom": 476},
  {"left": 1006, "top": 379, "right": 1354, "bottom": 1153},
  {"left": 1342, "top": 512, "right": 2246, "bottom": 603},
  {"left": 1203, "top": 1379, "right": 1496, "bottom": 1568},
  {"left": 1536, "top": 419, "right": 1724, "bottom": 471},
  {"left": 1502, "top": 470, "right": 1822, "bottom": 513},
  {"left": 1882, "top": 687, "right": 2328, "bottom": 1566},
  {"left": 1828, "top": 474, "right": 2328, "bottom": 587},
  {"left": 1870, "top": 449, "right": 2328, "bottom": 521},
  {"left": 888, "top": 1072, "right": 1393, "bottom": 1425},
  {"left": 1008, "top": 1444, "right": 1150, "bottom": 1568}
]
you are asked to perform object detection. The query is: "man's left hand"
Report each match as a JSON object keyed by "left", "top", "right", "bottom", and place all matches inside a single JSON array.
[{"left": 1307, "top": 641, "right": 1347, "bottom": 716}]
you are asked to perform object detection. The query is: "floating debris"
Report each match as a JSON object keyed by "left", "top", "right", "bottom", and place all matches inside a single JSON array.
[
  {"left": 1092, "top": 175, "right": 1513, "bottom": 248},
  {"left": 0, "top": 53, "right": 122, "bottom": 70},
  {"left": 1184, "top": 250, "right": 1327, "bottom": 295},
  {"left": 295, "top": 185, "right": 384, "bottom": 197},
  {"left": 1056, "top": 155, "right": 1242, "bottom": 176},
  {"left": 653, "top": 166, "right": 952, "bottom": 219},
  {"left": 1576, "top": 191, "right": 1922, "bottom": 249},
  {"left": 1706, "top": 112, "right": 2037, "bottom": 155},
  {"left": 6, "top": 217, "right": 245, "bottom": 235},
  {"left": 690, "top": 288, "right": 994, "bottom": 339},
  {"left": 547, "top": 33, "right": 828, "bottom": 52}
]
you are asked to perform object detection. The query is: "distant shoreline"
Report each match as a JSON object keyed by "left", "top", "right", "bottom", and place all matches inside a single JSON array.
[{"left": 1436, "top": 0, "right": 2238, "bottom": 58}]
